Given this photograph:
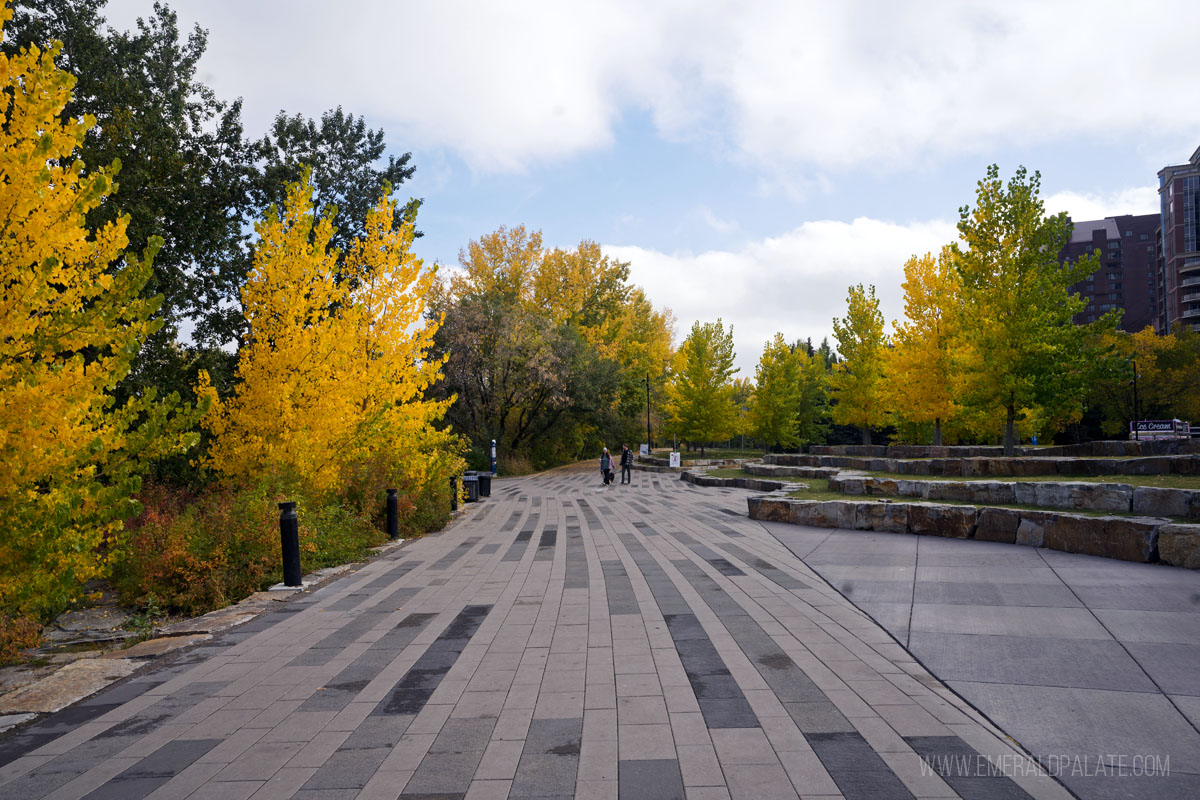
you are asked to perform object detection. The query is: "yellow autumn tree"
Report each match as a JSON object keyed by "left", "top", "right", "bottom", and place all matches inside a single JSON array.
[
  {"left": 201, "top": 171, "right": 460, "bottom": 501},
  {"left": 830, "top": 284, "right": 889, "bottom": 444},
  {"left": 339, "top": 184, "right": 462, "bottom": 507},
  {"left": 884, "top": 248, "right": 960, "bottom": 445},
  {"left": 0, "top": 5, "right": 197, "bottom": 638}
]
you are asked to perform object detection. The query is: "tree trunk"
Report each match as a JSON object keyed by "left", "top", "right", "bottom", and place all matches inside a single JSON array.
[
  {"left": 1004, "top": 405, "right": 1016, "bottom": 457},
  {"left": 933, "top": 418, "right": 942, "bottom": 447},
  {"left": 861, "top": 427, "right": 872, "bottom": 446}
]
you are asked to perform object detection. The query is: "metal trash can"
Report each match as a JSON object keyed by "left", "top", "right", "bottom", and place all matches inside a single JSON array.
[
  {"left": 477, "top": 473, "right": 491, "bottom": 497},
  {"left": 462, "top": 474, "right": 480, "bottom": 502}
]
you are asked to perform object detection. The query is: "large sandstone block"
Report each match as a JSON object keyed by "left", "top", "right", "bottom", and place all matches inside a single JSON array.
[
  {"left": 1012, "top": 458, "right": 1060, "bottom": 477},
  {"left": 858, "top": 502, "right": 909, "bottom": 533},
  {"left": 1043, "top": 515, "right": 1160, "bottom": 563},
  {"left": 1055, "top": 458, "right": 1094, "bottom": 476},
  {"left": 1118, "top": 457, "right": 1172, "bottom": 475},
  {"left": 975, "top": 508, "right": 1019, "bottom": 544},
  {"left": 908, "top": 504, "right": 977, "bottom": 538},
  {"left": 973, "top": 481, "right": 1018, "bottom": 505},
  {"left": 924, "top": 481, "right": 980, "bottom": 504},
  {"left": 744, "top": 478, "right": 787, "bottom": 492},
  {"left": 1131, "top": 487, "right": 1197, "bottom": 518},
  {"left": 830, "top": 475, "right": 866, "bottom": 495},
  {"left": 895, "top": 480, "right": 930, "bottom": 499},
  {"left": 1015, "top": 511, "right": 1053, "bottom": 547},
  {"left": 1039, "top": 482, "right": 1132, "bottom": 513},
  {"left": 1172, "top": 455, "right": 1200, "bottom": 475},
  {"left": 1158, "top": 524, "right": 1200, "bottom": 569},
  {"left": 747, "top": 496, "right": 791, "bottom": 522},
  {"left": 863, "top": 477, "right": 899, "bottom": 496}
]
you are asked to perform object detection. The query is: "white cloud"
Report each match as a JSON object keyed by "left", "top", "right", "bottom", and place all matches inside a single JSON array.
[
  {"left": 103, "top": 0, "right": 1200, "bottom": 173},
  {"left": 606, "top": 216, "right": 957, "bottom": 375},
  {"left": 1043, "top": 186, "right": 1159, "bottom": 222},
  {"left": 697, "top": 206, "right": 739, "bottom": 234}
]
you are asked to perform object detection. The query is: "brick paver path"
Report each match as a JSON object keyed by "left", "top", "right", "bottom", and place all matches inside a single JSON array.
[{"left": 0, "top": 468, "right": 1073, "bottom": 799}]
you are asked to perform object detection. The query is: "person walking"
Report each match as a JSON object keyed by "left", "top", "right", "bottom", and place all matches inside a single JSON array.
[
  {"left": 619, "top": 443, "right": 633, "bottom": 485},
  {"left": 600, "top": 447, "right": 614, "bottom": 486}
]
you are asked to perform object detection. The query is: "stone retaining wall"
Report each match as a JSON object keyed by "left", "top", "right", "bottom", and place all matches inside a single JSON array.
[
  {"left": 805, "top": 440, "right": 1199, "bottom": 459},
  {"left": 679, "top": 471, "right": 786, "bottom": 492},
  {"left": 763, "top": 452, "right": 1200, "bottom": 477},
  {"left": 744, "top": 463, "right": 838, "bottom": 479},
  {"left": 748, "top": 494, "right": 1200, "bottom": 568},
  {"left": 828, "top": 474, "right": 1200, "bottom": 518}
]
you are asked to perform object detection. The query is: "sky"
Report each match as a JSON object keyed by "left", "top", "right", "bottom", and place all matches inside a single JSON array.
[{"left": 105, "top": 0, "right": 1200, "bottom": 374}]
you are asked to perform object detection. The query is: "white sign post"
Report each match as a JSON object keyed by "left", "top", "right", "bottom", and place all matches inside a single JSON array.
[
  {"left": 668, "top": 452, "right": 681, "bottom": 468},
  {"left": 639, "top": 443, "right": 649, "bottom": 456}
]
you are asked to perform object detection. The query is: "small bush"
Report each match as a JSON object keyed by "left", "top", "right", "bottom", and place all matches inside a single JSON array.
[
  {"left": 0, "top": 614, "right": 43, "bottom": 665},
  {"left": 114, "top": 481, "right": 281, "bottom": 615},
  {"left": 115, "top": 478, "right": 396, "bottom": 617}
]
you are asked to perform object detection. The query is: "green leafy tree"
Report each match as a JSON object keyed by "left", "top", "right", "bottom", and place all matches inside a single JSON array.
[
  {"left": 830, "top": 285, "right": 889, "bottom": 445},
  {"left": 429, "top": 226, "right": 671, "bottom": 468},
  {"left": 794, "top": 342, "right": 830, "bottom": 446},
  {"left": 953, "top": 165, "right": 1116, "bottom": 454},
  {"left": 665, "top": 320, "right": 738, "bottom": 453},
  {"left": 254, "top": 107, "right": 419, "bottom": 255},
  {"left": 4, "top": 0, "right": 255, "bottom": 355},
  {"left": 749, "top": 333, "right": 802, "bottom": 449}
]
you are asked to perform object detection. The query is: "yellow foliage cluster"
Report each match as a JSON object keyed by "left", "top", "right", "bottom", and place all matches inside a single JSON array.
[
  {"left": 0, "top": 6, "right": 197, "bottom": 624},
  {"left": 200, "top": 172, "right": 461, "bottom": 498},
  {"left": 882, "top": 248, "right": 960, "bottom": 442}
]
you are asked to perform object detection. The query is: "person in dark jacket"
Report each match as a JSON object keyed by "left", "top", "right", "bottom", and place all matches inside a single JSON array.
[
  {"left": 619, "top": 443, "right": 633, "bottom": 484},
  {"left": 600, "top": 447, "right": 613, "bottom": 485}
]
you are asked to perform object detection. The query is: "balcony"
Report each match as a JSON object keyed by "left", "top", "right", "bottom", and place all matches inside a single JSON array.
[
  {"left": 1181, "top": 305, "right": 1200, "bottom": 321},
  {"left": 1182, "top": 276, "right": 1200, "bottom": 289},
  {"left": 1184, "top": 292, "right": 1200, "bottom": 304}
]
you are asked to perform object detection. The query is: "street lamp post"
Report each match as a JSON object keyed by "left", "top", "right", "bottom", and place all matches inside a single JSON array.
[{"left": 645, "top": 373, "right": 652, "bottom": 449}]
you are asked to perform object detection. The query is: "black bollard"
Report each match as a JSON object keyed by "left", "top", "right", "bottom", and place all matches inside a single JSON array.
[
  {"left": 386, "top": 489, "right": 399, "bottom": 540},
  {"left": 278, "top": 501, "right": 302, "bottom": 587},
  {"left": 450, "top": 475, "right": 458, "bottom": 512}
]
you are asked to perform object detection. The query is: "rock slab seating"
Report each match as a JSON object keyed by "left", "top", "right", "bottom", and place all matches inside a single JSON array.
[{"left": 747, "top": 495, "right": 1195, "bottom": 567}]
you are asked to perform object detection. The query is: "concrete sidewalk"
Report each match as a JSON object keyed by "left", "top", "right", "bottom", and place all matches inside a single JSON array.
[
  {"left": 0, "top": 469, "right": 1078, "bottom": 799},
  {"left": 769, "top": 520, "right": 1200, "bottom": 800}
]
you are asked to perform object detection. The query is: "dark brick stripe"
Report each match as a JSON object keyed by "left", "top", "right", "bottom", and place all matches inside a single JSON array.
[
  {"left": 0, "top": 681, "right": 226, "bottom": 796},
  {"left": 298, "top": 605, "right": 493, "bottom": 794},
  {"left": 510, "top": 718, "right": 584, "bottom": 798},
  {"left": 534, "top": 527, "right": 558, "bottom": 562},
  {"left": 429, "top": 536, "right": 483, "bottom": 570},
  {"left": 81, "top": 739, "right": 221, "bottom": 800},
  {"left": 564, "top": 517, "right": 589, "bottom": 590},
  {"left": 286, "top": 587, "right": 422, "bottom": 668},
  {"left": 503, "top": 512, "right": 540, "bottom": 562},
  {"left": 718, "top": 543, "right": 818, "bottom": 591},
  {"left": 601, "top": 560, "right": 640, "bottom": 615},
  {"left": 905, "top": 736, "right": 1034, "bottom": 799},
  {"left": 669, "top": 556, "right": 915, "bottom": 799},
  {"left": 298, "top": 612, "right": 439, "bottom": 713},
  {"left": 375, "top": 605, "right": 492, "bottom": 716},
  {"left": 616, "top": 533, "right": 759, "bottom": 730}
]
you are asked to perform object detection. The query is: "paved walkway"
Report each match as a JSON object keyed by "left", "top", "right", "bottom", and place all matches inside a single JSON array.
[
  {"left": 0, "top": 468, "right": 1093, "bottom": 799},
  {"left": 767, "top": 521, "right": 1200, "bottom": 800}
]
